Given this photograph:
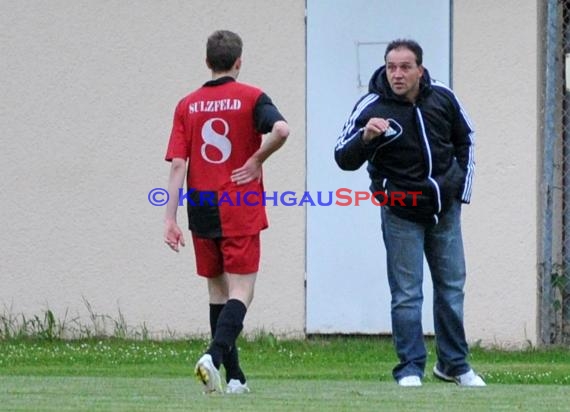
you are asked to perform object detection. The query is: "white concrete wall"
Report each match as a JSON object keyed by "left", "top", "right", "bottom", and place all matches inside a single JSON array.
[
  {"left": 453, "top": 0, "right": 539, "bottom": 346},
  {"left": 0, "top": 0, "right": 306, "bottom": 338},
  {"left": 1, "top": 0, "right": 542, "bottom": 345}
]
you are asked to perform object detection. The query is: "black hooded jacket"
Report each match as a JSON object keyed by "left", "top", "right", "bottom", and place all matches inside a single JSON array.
[{"left": 334, "top": 66, "right": 475, "bottom": 224}]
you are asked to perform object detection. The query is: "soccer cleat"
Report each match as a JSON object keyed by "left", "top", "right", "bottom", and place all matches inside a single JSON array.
[
  {"left": 397, "top": 375, "right": 422, "bottom": 387},
  {"left": 225, "top": 379, "right": 250, "bottom": 394},
  {"left": 195, "top": 354, "right": 223, "bottom": 394},
  {"left": 433, "top": 366, "right": 486, "bottom": 387}
]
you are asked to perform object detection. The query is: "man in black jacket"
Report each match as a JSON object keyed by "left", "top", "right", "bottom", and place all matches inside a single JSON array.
[{"left": 335, "top": 39, "right": 485, "bottom": 387}]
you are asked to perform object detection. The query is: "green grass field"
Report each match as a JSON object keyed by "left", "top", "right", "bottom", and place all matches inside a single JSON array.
[{"left": 1, "top": 336, "right": 569, "bottom": 411}]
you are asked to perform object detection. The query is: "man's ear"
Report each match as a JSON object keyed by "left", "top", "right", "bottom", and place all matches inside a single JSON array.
[
  {"left": 206, "top": 58, "right": 212, "bottom": 70},
  {"left": 234, "top": 57, "right": 242, "bottom": 71}
]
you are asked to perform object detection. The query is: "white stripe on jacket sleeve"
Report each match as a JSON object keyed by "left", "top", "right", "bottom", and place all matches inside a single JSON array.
[{"left": 335, "top": 94, "right": 379, "bottom": 151}]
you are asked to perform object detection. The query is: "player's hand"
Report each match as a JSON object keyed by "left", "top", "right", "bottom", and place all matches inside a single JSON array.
[
  {"left": 231, "top": 157, "right": 262, "bottom": 185},
  {"left": 362, "top": 117, "right": 391, "bottom": 143},
  {"left": 164, "top": 219, "right": 185, "bottom": 252}
]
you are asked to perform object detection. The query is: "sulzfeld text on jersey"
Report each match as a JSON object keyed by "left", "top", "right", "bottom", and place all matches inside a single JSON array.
[{"left": 189, "top": 99, "right": 242, "bottom": 113}]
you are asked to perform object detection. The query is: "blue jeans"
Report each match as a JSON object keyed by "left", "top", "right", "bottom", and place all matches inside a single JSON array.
[{"left": 380, "top": 200, "right": 471, "bottom": 381}]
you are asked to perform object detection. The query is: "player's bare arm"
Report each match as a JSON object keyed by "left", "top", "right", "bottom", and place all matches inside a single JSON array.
[
  {"left": 231, "top": 120, "right": 289, "bottom": 185},
  {"left": 164, "top": 157, "right": 187, "bottom": 252},
  {"left": 362, "top": 117, "right": 390, "bottom": 143}
]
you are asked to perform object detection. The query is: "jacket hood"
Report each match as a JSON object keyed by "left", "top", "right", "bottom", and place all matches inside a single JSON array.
[{"left": 368, "top": 65, "right": 432, "bottom": 100}]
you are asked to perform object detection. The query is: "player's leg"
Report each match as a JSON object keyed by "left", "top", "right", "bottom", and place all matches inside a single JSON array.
[
  {"left": 206, "top": 275, "right": 246, "bottom": 385},
  {"left": 207, "top": 273, "right": 229, "bottom": 343},
  {"left": 206, "top": 235, "right": 259, "bottom": 393},
  {"left": 205, "top": 273, "right": 254, "bottom": 391},
  {"left": 192, "top": 235, "right": 225, "bottom": 393}
]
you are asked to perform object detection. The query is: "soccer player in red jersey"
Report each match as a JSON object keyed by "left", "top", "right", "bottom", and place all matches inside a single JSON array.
[{"left": 163, "top": 30, "right": 289, "bottom": 394}]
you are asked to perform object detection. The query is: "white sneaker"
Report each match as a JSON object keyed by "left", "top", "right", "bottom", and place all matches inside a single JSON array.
[
  {"left": 195, "top": 354, "right": 223, "bottom": 394},
  {"left": 433, "top": 366, "right": 486, "bottom": 387},
  {"left": 225, "top": 379, "right": 250, "bottom": 394},
  {"left": 398, "top": 375, "right": 422, "bottom": 387}
]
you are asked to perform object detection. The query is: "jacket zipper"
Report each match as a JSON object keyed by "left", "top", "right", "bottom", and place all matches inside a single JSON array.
[{"left": 415, "top": 106, "right": 441, "bottom": 222}]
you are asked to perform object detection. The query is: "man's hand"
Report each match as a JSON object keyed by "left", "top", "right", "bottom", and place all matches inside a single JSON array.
[
  {"left": 164, "top": 219, "right": 186, "bottom": 252},
  {"left": 231, "top": 157, "right": 262, "bottom": 185},
  {"left": 362, "top": 117, "right": 391, "bottom": 143}
]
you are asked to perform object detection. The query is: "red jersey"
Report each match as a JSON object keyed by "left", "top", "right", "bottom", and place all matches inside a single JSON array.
[{"left": 166, "top": 77, "right": 282, "bottom": 238}]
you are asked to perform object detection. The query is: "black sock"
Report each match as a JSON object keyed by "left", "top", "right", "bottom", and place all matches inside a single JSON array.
[
  {"left": 209, "top": 304, "right": 224, "bottom": 339},
  {"left": 206, "top": 299, "right": 247, "bottom": 371},
  {"left": 224, "top": 345, "right": 246, "bottom": 384},
  {"left": 209, "top": 303, "right": 246, "bottom": 383}
]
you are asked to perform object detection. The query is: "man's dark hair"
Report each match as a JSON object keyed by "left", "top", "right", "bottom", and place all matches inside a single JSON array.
[
  {"left": 384, "top": 39, "right": 423, "bottom": 66},
  {"left": 207, "top": 30, "right": 243, "bottom": 72}
]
